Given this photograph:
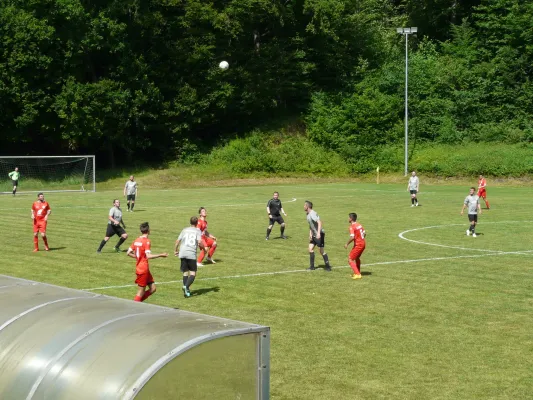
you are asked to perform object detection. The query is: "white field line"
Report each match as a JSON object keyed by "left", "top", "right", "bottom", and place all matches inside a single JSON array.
[
  {"left": 82, "top": 249, "right": 533, "bottom": 291},
  {"left": 398, "top": 221, "right": 533, "bottom": 253},
  {"left": 304, "top": 189, "right": 436, "bottom": 195},
  {"left": 73, "top": 187, "right": 437, "bottom": 195},
  {"left": 398, "top": 224, "right": 502, "bottom": 253},
  {"left": 0, "top": 191, "right": 422, "bottom": 212}
]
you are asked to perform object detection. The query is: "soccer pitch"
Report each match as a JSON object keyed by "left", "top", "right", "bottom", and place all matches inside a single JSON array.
[{"left": 1, "top": 182, "right": 532, "bottom": 399}]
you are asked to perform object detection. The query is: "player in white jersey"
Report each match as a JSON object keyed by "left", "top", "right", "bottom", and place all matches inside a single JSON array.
[
  {"left": 175, "top": 216, "right": 205, "bottom": 298},
  {"left": 124, "top": 175, "right": 138, "bottom": 212},
  {"left": 461, "top": 187, "right": 482, "bottom": 237},
  {"left": 407, "top": 171, "right": 419, "bottom": 207}
]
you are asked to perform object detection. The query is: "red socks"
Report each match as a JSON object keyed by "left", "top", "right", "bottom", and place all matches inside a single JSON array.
[
  {"left": 134, "top": 291, "right": 154, "bottom": 302},
  {"left": 141, "top": 291, "right": 153, "bottom": 301},
  {"left": 33, "top": 236, "right": 49, "bottom": 250},
  {"left": 208, "top": 245, "right": 217, "bottom": 258},
  {"left": 349, "top": 260, "right": 360, "bottom": 275},
  {"left": 198, "top": 250, "right": 205, "bottom": 263}
]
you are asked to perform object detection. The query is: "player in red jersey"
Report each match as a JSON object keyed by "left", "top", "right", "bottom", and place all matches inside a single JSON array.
[
  {"left": 126, "top": 222, "right": 168, "bottom": 302},
  {"left": 477, "top": 175, "right": 490, "bottom": 209},
  {"left": 31, "top": 193, "right": 51, "bottom": 252},
  {"left": 196, "top": 207, "right": 218, "bottom": 266},
  {"left": 344, "top": 213, "right": 366, "bottom": 280}
]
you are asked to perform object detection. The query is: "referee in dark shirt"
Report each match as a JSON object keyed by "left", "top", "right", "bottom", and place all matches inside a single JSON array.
[{"left": 266, "top": 191, "right": 287, "bottom": 240}]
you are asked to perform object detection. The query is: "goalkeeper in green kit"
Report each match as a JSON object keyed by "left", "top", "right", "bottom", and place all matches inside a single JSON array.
[{"left": 8, "top": 167, "right": 20, "bottom": 196}]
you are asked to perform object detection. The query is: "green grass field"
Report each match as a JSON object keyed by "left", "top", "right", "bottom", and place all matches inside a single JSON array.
[{"left": 1, "top": 182, "right": 532, "bottom": 399}]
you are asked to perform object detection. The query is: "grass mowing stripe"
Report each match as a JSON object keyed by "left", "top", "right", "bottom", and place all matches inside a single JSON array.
[{"left": 0, "top": 197, "right": 298, "bottom": 212}]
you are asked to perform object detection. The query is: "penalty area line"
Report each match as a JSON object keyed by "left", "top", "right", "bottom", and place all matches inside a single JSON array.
[{"left": 82, "top": 250, "right": 533, "bottom": 291}]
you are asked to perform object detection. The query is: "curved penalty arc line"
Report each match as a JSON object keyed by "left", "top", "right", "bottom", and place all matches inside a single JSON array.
[{"left": 398, "top": 220, "right": 533, "bottom": 253}]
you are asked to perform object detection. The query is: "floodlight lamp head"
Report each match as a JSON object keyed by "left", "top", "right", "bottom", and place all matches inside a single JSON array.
[
  {"left": 396, "top": 28, "right": 404, "bottom": 34},
  {"left": 411, "top": 27, "right": 418, "bottom": 33}
]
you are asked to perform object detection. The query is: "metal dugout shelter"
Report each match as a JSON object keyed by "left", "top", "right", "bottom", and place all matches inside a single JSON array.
[{"left": 0, "top": 275, "right": 270, "bottom": 399}]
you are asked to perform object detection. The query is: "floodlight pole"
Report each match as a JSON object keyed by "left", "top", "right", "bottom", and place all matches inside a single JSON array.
[{"left": 397, "top": 27, "right": 417, "bottom": 176}]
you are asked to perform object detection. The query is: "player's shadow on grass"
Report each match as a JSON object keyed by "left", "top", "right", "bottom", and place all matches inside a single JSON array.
[
  {"left": 191, "top": 287, "right": 220, "bottom": 297},
  {"left": 272, "top": 236, "right": 290, "bottom": 240},
  {"left": 47, "top": 247, "right": 66, "bottom": 251},
  {"left": 361, "top": 271, "right": 372, "bottom": 276}
]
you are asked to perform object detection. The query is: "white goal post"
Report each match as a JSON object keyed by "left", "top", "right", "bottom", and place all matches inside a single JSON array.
[{"left": 0, "top": 156, "right": 96, "bottom": 193}]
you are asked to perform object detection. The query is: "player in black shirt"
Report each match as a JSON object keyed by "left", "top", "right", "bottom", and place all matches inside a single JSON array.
[{"left": 266, "top": 191, "right": 288, "bottom": 240}]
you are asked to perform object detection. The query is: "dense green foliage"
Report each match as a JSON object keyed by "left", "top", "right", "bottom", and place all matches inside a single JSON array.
[
  {"left": 208, "top": 132, "right": 349, "bottom": 175},
  {"left": 307, "top": 12, "right": 533, "bottom": 163},
  {"left": 1, "top": 0, "right": 532, "bottom": 170},
  {"left": 204, "top": 137, "right": 533, "bottom": 176},
  {"left": 371, "top": 142, "right": 533, "bottom": 176}
]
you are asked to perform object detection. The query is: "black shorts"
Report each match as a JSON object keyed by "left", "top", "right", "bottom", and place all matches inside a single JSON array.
[
  {"left": 309, "top": 232, "right": 326, "bottom": 248},
  {"left": 12, "top": 180, "right": 18, "bottom": 186},
  {"left": 269, "top": 215, "right": 285, "bottom": 225},
  {"left": 468, "top": 214, "right": 478, "bottom": 222},
  {"left": 180, "top": 258, "right": 198, "bottom": 272},
  {"left": 127, "top": 194, "right": 136, "bottom": 201},
  {"left": 106, "top": 224, "right": 126, "bottom": 238},
  {"left": 410, "top": 190, "right": 417, "bottom": 195}
]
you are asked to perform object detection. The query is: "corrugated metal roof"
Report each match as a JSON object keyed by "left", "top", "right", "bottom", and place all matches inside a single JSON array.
[{"left": 0, "top": 275, "right": 269, "bottom": 399}]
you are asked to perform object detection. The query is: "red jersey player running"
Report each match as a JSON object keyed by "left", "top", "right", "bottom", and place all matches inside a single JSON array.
[
  {"left": 31, "top": 192, "right": 51, "bottom": 252},
  {"left": 477, "top": 175, "right": 490, "bottom": 209},
  {"left": 126, "top": 222, "right": 168, "bottom": 302},
  {"left": 344, "top": 213, "right": 366, "bottom": 280},
  {"left": 196, "top": 207, "right": 218, "bottom": 267}
]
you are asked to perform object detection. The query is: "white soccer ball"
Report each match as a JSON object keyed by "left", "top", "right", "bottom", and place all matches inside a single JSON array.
[{"left": 219, "top": 61, "right": 229, "bottom": 70}]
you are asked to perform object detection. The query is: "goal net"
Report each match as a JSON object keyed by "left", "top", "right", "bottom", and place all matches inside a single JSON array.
[{"left": 0, "top": 156, "right": 96, "bottom": 193}]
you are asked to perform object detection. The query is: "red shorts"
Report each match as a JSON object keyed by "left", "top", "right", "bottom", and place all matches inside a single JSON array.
[
  {"left": 135, "top": 270, "right": 154, "bottom": 287},
  {"left": 33, "top": 220, "right": 47, "bottom": 233},
  {"left": 477, "top": 189, "right": 486, "bottom": 199},
  {"left": 202, "top": 237, "right": 215, "bottom": 247},
  {"left": 349, "top": 246, "right": 365, "bottom": 260}
]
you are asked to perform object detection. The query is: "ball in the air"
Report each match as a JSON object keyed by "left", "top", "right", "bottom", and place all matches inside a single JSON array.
[{"left": 219, "top": 61, "right": 229, "bottom": 70}]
